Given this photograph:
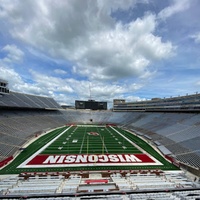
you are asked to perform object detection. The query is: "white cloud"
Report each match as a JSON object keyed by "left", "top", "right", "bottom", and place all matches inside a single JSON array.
[
  {"left": 158, "top": 0, "right": 190, "bottom": 20},
  {"left": 0, "top": 64, "right": 48, "bottom": 96},
  {"left": 125, "top": 95, "right": 146, "bottom": 102},
  {"left": 0, "top": 0, "right": 175, "bottom": 82},
  {"left": 0, "top": 56, "right": 153, "bottom": 107},
  {"left": 1, "top": 44, "right": 24, "bottom": 63},
  {"left": 54, "top": 69, "right": 67, "bottom": 75},
  {"left": 30, "top": 70, "right": 74, "bottom": 93},
  {"left": 72, "top": 14, "right": 174, "bottom": 81},
  {"left": 0, "top": 65, "right": 23, "bottom": 89},
  {"left": 195, "top": 80, "right": 200, "bottom": 86},
  {"left": 1, "top": 0, "right": 186, "bottom": 106},
  {"left": 190, "top": 32, "right": 200, "bottom": 44}
]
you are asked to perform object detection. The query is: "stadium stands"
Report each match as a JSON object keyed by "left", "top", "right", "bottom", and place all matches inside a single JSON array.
[
  {"left": 1, "top": 107, "right": 200, "bottom": 171},
  {"left": 122, "top": 112, "right": 200, "bottom": 170},
  {"left": 0, "top": 109, "right": 67, "bottom": 162},
  {"left": 0, "top": 91, "right": 61, "bottom": 109},
  {"left": 0, "top": 88, "right": 200, "bottom": 198},
  {"left": 0, "top": 171, "right": 199, "bottom": 199}
]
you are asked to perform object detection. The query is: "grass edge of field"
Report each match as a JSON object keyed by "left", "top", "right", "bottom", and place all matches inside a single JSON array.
[{"left": 0, "top": 125, "right": 179, "bottom": 174}]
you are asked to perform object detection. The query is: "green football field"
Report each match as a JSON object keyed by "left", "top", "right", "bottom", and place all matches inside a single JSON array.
[
  {"left": 42, "top": 125, "right": 142, "bottom": 155},
  {"left": 0, "top": 125, "right": 179, "bottom": 174}
]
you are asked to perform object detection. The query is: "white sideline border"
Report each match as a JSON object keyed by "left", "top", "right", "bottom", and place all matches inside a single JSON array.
[
  {"left": 110, "top": 126, "right": 163, "bottom": 166},
  {"left": 20, "top": 162, "right": 161, "bottom": 168},
  {"left": 18, "top": 125, "right": 162, "bottom": 168},
  {"left": 17, "top": 126, "right": 72, "bottom": 168}
]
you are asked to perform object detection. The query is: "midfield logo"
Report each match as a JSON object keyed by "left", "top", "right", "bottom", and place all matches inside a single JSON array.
[{"left": 87, "top": 132, "right": 99, "bottom": 136}]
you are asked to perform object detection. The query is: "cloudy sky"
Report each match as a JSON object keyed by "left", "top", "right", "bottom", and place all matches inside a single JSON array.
[{"left": 0, "top": 0, "right": 200, "bottom": 107}]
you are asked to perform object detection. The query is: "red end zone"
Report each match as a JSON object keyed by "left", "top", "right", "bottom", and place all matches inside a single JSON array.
[{"left": 18, "top": 154, "right": 163, "bottom": 168}]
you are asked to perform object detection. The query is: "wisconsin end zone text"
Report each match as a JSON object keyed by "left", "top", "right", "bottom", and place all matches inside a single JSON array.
[{"left": 22, "top": 154, "right": 159, "bottom": 168}]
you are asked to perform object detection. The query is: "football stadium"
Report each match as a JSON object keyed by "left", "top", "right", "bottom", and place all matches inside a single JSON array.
[{"left": 0, "top": 79, "right": 200, "bottom": 199}]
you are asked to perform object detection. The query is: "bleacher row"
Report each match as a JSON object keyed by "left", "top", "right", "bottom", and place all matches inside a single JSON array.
[
  {"left": 0, "top": 92, "right": 61, "bottom": 109},
  {"left": 0, "top": 171, "right": 199, "bottom": 198},
  {"left": 0, "top": 110, "right": 67, "bottom": 162},
  {"left": 120, "top": 112, "right": 200, "bottom": 169}
]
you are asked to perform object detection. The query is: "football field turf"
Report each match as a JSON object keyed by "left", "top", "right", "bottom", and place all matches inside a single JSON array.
[
  {"left": 0, "top": 125, "right": 179, "bottom": 174},
  {"left": 42, "top": 125, "right": 142, "bottom": 155}
]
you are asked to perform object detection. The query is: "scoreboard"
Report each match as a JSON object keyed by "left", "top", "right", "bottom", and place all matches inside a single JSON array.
[{"left": 75, "top": 100, "right": 107, "bottom": 110}]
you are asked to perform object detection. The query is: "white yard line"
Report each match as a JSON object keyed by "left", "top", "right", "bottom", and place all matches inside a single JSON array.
[
  {"left": 21, "top": 162, "right": 161, "bottom": 168},
  {"left": 109, "top": 126, "right": 145, "bottom": 153},
  {"left": 99, "top": 134, "right": 108, "bottom": 154},
  {"left": 17, "top": 126, "right": 72, "bottom": 168},
  {"left": 79, "top": 128, "right": 87, "bottom": 154},
  {"left": 109, "top": 126, "right": 163, "bottom": 166},
  {"left": 97, "top": 126, "right": 108, "bottom": 154}
]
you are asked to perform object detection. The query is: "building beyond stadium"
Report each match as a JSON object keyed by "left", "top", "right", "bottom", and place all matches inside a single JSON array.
[{"left": 113, "top": 93, "right": 200, "bottom": 112}]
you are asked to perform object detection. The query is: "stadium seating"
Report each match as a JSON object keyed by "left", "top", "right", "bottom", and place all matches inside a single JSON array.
[
  {"left": 0, "top": 91, "right": 200, "bottom": 200},
  {"left": 111, "top": 173, "right": 132, "bottom": 190},
  {"left": 0, "top": 110, "right": 67, "bottom": 162},
  {"left": 1, "top": 108, "right": 200, "bottom": 169},
  {"left": 0, "top": 92, "right": 61, "bottom": 109},
  {"left": 116, "top": 112, "right": 200, "bottom": 169},
  {"left": 62, "top": 175, "right": 81, "bottom": 193},
  {"left": 0, "top": 171, "right": 199, "bottom": 199},
  {"left": 130, "top": 190, "right": 200, "bottom": 200}
]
